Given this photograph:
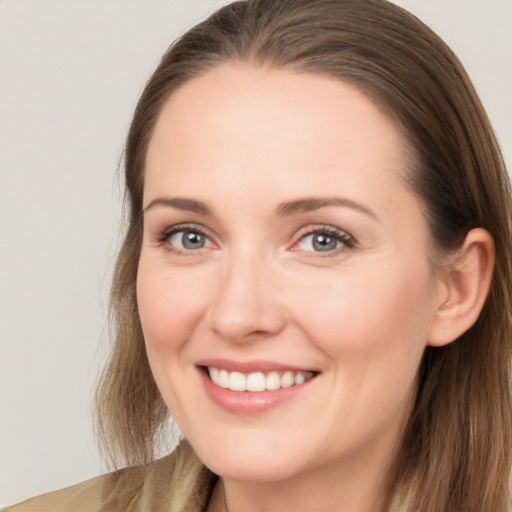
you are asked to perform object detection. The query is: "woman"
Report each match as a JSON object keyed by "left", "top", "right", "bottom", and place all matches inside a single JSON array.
[{"left": 6, "top": 0, "right": 511, "bottom": 510}]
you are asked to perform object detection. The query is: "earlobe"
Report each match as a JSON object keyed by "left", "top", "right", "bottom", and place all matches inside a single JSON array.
[{"left": 427, "top": 228, "right": 495, "bottom": 347}]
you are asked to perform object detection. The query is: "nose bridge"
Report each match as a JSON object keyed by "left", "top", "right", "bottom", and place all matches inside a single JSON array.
[{"left": 206, "top": 243, "right": 285, "bottom": 342}]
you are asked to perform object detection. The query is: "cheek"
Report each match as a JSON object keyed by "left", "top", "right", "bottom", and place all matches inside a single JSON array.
[
  {"left": 291, "top": 264, "right": 433, "bottom": 437},
  {"left": 136, "top": 264, "right": 214, "bottom": 421},
  {"left": 136, "top": 266, "right": 210, "bottom": 354},
  {"left": 289, "top": 262, "right": 434, "bottom": 364}
]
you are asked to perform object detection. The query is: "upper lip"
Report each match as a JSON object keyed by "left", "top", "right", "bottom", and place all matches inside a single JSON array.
[{"left": 196, "top": 358, "right": 319, "bottom": 374}]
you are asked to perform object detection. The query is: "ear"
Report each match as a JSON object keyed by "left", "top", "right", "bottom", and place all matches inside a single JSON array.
[{"left": 427, "top": 228, "right": 495, "bottom": 347}]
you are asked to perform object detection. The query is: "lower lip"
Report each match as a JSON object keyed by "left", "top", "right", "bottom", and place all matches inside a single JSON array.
[{"left": 197, "top": 368, "right": 317, "bottom": 415}]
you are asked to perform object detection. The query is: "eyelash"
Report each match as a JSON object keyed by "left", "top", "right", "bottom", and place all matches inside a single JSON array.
[
  {"left": 154, "top": 223, "right": 212, "bottom": 255},
  {"left": 153, "top": 223, "right": 356, "bottom": 256},
  {"left": 292, "top": 225, "right": 355, "bottom": 256}
]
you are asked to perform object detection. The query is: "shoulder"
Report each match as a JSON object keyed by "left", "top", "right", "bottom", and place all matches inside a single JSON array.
[
  {"left": 4, "top": 441, "right": 216, "bottom": 512},
  {"left": 3, "top": 472, "right": 105, "bottom": 512}
]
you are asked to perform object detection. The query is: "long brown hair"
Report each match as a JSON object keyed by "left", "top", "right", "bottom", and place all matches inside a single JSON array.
[{"left": 95, "top": 1, "right": 512, "bottom": 509}]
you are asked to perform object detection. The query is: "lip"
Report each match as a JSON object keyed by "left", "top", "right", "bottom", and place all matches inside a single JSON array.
[
  {"left": 197, "top": 358, "right": 318, "bottom": 374},
  {"left": 196, "top": 359, "right": 319, "bottom": 415}
]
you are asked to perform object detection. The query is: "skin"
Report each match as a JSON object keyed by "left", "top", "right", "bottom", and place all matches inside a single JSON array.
[{"left": 137, "top": 64, "right": 455, "bottom": 511}]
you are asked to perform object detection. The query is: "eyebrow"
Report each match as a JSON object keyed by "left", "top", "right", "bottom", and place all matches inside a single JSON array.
[
  {"left": 276, "top": 196, "right": 377, "bottom": 219},
  {"left": 143, "top": 195, "right": 377, "bottom": 220},
  {"left": 144, "top": 197, "right": 211, "bottom": 215}
]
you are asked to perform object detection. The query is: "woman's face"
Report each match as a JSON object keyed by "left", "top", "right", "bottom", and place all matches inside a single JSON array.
[{"left": 137, "top": 65, "right": 440, "bottom": 483}]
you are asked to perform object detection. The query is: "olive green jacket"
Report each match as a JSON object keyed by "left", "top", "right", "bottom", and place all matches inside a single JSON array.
[{"left": 3, "top": 441, "right": 217, "bottom": 512}]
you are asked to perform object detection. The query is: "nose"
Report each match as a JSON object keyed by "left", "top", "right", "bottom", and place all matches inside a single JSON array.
[{"left": 206, "top": 252, "right": 287, "bottom": 343}]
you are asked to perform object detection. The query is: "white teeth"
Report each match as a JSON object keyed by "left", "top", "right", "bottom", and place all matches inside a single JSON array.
[
  {"left": 246, "top": 372, "right": 266, "bottom": 392},
  {"left": 229, "top": 371, "right": 246, "bottom": 391},
  {"left": 208, "top": 367, "right": 315, "bottom": 391},
  {"left": 281, "top": 371, "right": 295, "bottom": 388},
  {"left": 294, "top": 372, "right": 306, "bottom": 385},
  {"left": 209, "top": 367, "right": 219, "bottom": 383},
  {"left": 218, "top": 369, "right": 230, "bottom": 389},
  {"left": 266, "top": 371, "right": 281, "bottom": 390}
]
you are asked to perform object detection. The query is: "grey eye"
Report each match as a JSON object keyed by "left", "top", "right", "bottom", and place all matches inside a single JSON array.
[
  {"left": 295, "top": 228, "right": 353, "bottom": 254},
  {"left": 170, "top": 231, "right": 208, "bottom": 250},
  {"left": 311, "top": 233, "right": 339, "bottom": 252}
]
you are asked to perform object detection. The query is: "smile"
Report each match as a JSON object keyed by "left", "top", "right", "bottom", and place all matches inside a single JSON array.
[
  {"left": 208, "top": 367, "right": 315, "bottom": 392},
  {"left": 196, "top": 360, "right": 320, "bottom": 414}
]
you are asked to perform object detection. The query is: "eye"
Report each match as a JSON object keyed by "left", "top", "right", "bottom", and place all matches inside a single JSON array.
[
  {"left": 293, "top": 227, "right": 355, "bottom": 254},
  {"left": 155, "top": 224, "right": 215, "bottom": 253},
  {"left": 170, "top": 230, "right": 210, "bottom": 250}
]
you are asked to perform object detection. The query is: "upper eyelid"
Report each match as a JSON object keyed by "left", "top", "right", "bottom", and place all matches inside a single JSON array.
[
  {"left": 293, "top": 224, "right": 356, "bottom": 242},
  {"left": 154, "top": 223, "right": 215, "bottom": 245},
  {"left": 297, "top": 225, "right": 350, "bottom": 235},
  {"left": 152, "top": 222, "right": 356, "bottom": 248},
  {"left": 159, "top": 222, "right": 211, "bottom": 236}
]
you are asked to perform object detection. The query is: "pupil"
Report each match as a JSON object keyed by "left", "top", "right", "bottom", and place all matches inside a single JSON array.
[
  {"left": 182, "top": 232, "right": 205, "bottom": 249},
  {"left": 313, "top": 234, "right": 337, "bottom": 252}
]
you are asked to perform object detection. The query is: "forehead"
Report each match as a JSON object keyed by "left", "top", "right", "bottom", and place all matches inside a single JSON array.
[{"left": 144, "top": 64, "right": 410, "bottom": 212}]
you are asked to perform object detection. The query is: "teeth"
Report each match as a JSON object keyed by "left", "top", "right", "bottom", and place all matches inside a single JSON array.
[
  {"left": 218, "top": 369, "right": 230, "bottom": 389},
  {"left": 266, "top": 371, "right": 281, "bottom": 390},
  {"left": 229, "top": 371, "right": 246, "bottom": 391},
  {"left": 295, "top": 372, "right": 306, "bottom": 385},
  {"left": 208, "top": 367, "right": 315, "bottom": 392},
  {"left": 247, "top": 372, "right": 266, "bottom": 392},
  {"left": 281, "top": 371, "right": 295, "bottom": 388},
  {"left": 209, "top": 367, "right": 219, "bottom": 383}
]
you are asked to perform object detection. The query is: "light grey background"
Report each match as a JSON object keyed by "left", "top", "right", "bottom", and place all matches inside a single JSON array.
[{"left": 1, "top": 0, "right": 510, "bottom": 506}]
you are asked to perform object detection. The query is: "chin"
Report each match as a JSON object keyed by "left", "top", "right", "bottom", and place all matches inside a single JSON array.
[
  {"left": 204, "top": 452, "right": 303, "bottom": 483},
  {"left": 190, "top": 433, "right": 308, "bottom": 482}
]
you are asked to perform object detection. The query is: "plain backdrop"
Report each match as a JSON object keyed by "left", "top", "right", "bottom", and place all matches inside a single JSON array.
[{"left": 1, "top": 0, "right": 511, "bottom": 506}]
